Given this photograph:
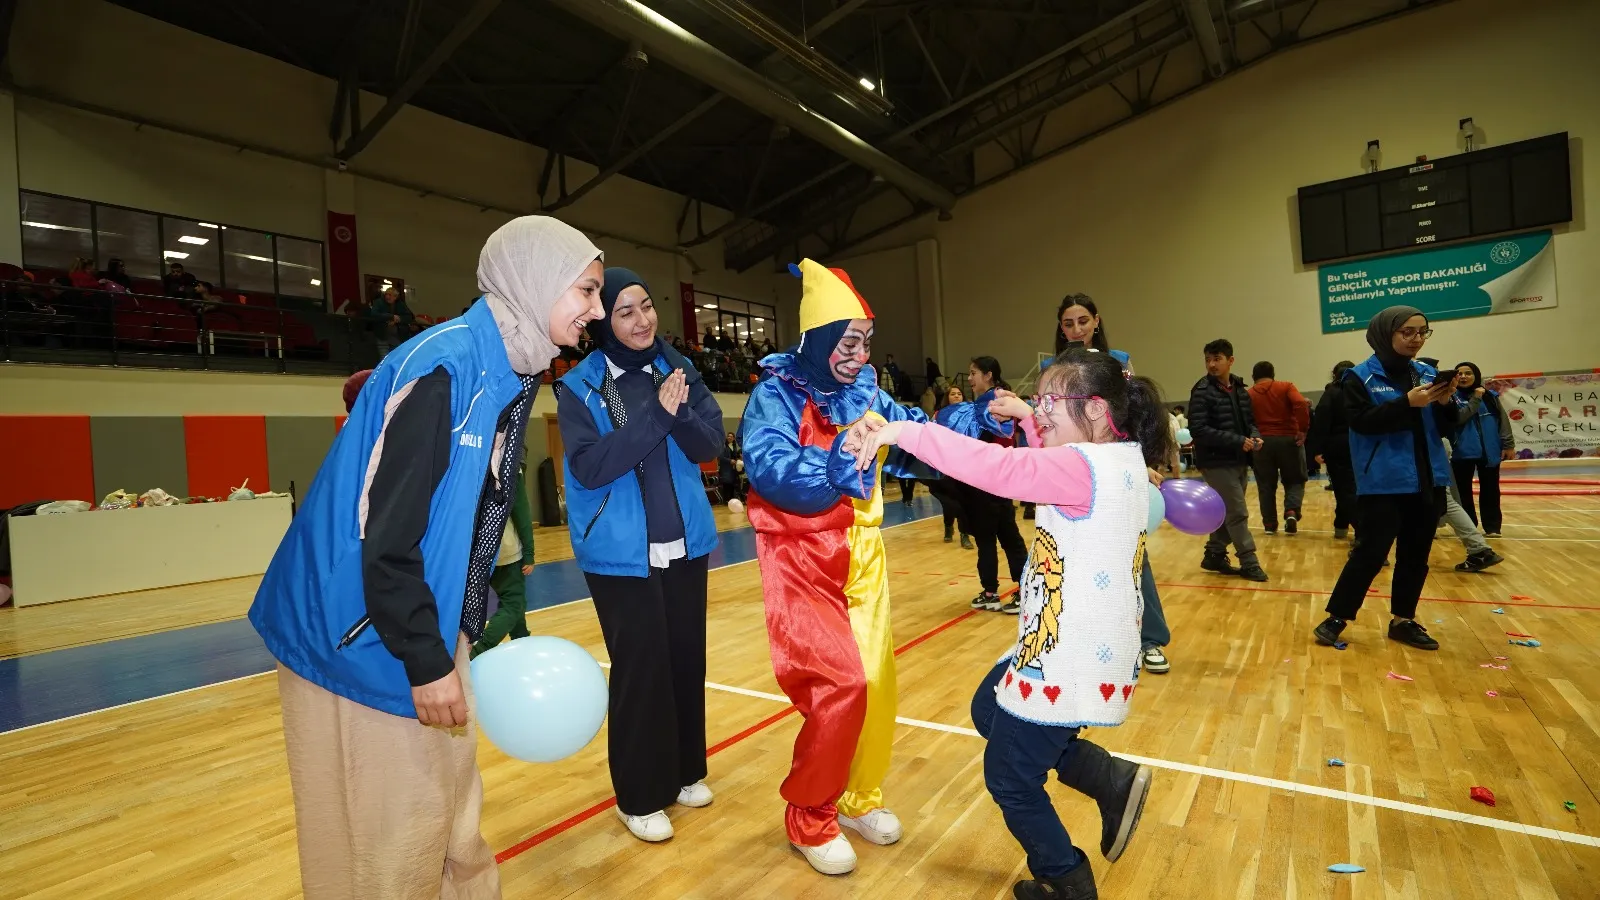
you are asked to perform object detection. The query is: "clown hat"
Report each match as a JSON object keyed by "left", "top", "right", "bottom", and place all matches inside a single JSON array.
[{"left": 789, "top": 259, "right": 874, "bottom": 334}]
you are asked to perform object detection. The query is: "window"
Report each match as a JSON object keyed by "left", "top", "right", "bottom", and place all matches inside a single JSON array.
[
  {"left": 161, "top": 215, "right": 222, "bottom": 287},
  {"left": 96, "top": 207, "right": 161, "bottom": 279},
  {"left": 222, "top": 227, "right": 276, "bottom": 294},
  {"left": 275, "top": 235, "right": 325, "bottom": 300},
  {"left": 19, "top": 192, "right": 93, "bottom": 272},
  {"left": 692, "top": 291, "right": 778, "bottom": 350}
]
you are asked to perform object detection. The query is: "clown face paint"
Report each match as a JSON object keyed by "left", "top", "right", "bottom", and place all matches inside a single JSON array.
[{"left": 830, "top": 318, "right": 873, "bottom": 382}]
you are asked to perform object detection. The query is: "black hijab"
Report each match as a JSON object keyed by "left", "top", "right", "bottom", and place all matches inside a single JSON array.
[
  {"left": 1366, "top": 305, "right": 1426, "bottom": 383},
  {"left": 589, "top": 267, "right": 665, "bottom": 371},
  {"left": 1454, "top": 360, "right": 1502, "bottom": 418},
  {"left": 792, "top": 318, "right": 852, "bottom": 389}
]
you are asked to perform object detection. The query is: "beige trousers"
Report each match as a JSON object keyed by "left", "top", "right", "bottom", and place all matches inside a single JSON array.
[{"left": 278, "top": 635, "right": 501, "bottom": 900}]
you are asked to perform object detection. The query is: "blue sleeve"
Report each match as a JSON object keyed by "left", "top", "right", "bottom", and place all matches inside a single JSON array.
[
  {"left": 557, "top": 384, "right": 676, "bottom": 490},
  {"left": 739, "top": 382, "right": 843, "bottom": 515},
  {"left": 872, "top": 389, "right": 930, "bottom": 425},
  {"left": 933, "top": 399, "right": 1012, "bottom": 440}
]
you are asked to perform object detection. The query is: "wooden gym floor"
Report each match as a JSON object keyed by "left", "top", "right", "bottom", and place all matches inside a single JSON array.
[{"left": 3, "top": 477, "right": 1600, "bottom": 898}]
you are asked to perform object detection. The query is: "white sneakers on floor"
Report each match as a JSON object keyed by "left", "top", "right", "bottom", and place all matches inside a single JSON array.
[
  {"left": 792, "top": 833, "right": 858, "bottom": 875},
  {"left": 677, "top": 781, "right": 714, "bottom": 808},
  {"left": 617, "top": 782, "right": 715, "bottom": 842},
  {"left": 838, "top": 807, "right": 903, "bottom": 845}
]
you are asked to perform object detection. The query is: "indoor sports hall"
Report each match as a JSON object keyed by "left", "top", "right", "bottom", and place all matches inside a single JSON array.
[{"left": 2, "top": 0, "right": 1597, "bottom": 898}]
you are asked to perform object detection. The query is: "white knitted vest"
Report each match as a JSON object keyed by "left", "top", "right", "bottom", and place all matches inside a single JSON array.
[{"left": 995, "top": 441, "right": 1149, "bottom": 728}]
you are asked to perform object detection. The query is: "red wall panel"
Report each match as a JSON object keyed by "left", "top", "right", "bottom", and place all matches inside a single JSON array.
[
  {"left": 0, "top": 416, "right": 95, "bottom": 508},
  {"left": 184, "top": 416, "right": 271, "bottom": 498}
]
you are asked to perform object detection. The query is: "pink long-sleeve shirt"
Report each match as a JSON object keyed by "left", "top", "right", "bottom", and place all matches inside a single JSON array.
[{"left": 897, "top": 418, "right": 1095, "bottom": 517}]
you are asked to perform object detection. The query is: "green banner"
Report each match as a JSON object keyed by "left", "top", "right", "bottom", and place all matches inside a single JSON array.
[{"left": 1319, "top": 230, "right": 1556, "bottom": 333}]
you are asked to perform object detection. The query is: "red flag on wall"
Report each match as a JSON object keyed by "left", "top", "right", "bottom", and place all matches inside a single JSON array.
[
  {"left": 680, "top": 282, "right": 697, "bottom": 347},
  {"left": 327, "top": 212, "right": 360, "bottom": 313}
]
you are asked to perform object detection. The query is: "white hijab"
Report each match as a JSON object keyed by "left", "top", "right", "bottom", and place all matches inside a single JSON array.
[{"left": 477, "top": 216, "right": 602, "bottom": 374}]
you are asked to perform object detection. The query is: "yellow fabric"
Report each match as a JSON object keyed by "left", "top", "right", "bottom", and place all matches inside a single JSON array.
[
  {"left": 850, "top": 413, "right": 888, "bottom": 528},
  {"left": 837, "top": 520, "right": 895, "bottom": 818},
  {"left": 797, "top": 258, "right": 871, "bottom": 334}
]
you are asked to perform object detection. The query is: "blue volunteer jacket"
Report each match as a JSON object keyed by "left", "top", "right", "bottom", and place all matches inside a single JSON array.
[
  {"left": 249, "top": 301, "right": 521, "bottom": 718},
  {"left": 1453, "top": 391, "right": 1507, "bottom": 465},
  {"left": 1345, "top": 355, "right": 1453, "bottom": 495},
  {"left": 556, "top": 348, "right": 719, "bottom": 578}
]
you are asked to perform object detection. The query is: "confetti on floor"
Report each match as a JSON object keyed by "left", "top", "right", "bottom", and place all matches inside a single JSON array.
[
  {"left": 1565, "top": 801, "right": 1578, "bottom": 812},
  {"left": 1492, "top": 608, "right": 1504, "bottom": 614},
  {"left": 1507, "top": 632, "right": 1536, "bottom": 638},
  {"left": 1387, "top": 672, "right": 1414, "bottom": 681},
  {"left": 1327, "top": 758, "right": 1345, "bottom": 767},
  {"left": 1328, "top": 864, "right": 1365, "bottom": 874},
  {"left": 1510, "top": 639, "right": 1542, "bottom": 647},
  {"left": 1470, "top": 786, "right": 1496, "bottom": 807},
  {"left": 1494, "top": 656, "right": 1509, "bottom": 660},
  {"left": 1480, "top": 663, "right": 1509, "bottom": 670},
  {"left": 1486, "top": 690, "right": 1499, "bottom": 697},
  {"left": 1334, "top": 641, "right": 1348, "bottom": 650}
]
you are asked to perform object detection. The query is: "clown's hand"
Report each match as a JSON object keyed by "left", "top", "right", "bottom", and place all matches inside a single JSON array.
[
  {"left": 987, "top": 393, "right": 1033, "bottom": 422},
  {"left": 844, "top": 415, "right": 885, "bottom": 449},
  {"left": 854, "top": 420, "right": 907, "bottom": 471}
]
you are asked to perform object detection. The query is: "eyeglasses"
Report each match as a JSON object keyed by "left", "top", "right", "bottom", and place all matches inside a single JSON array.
[
  {"left": 1398, "top": 327, "right": 1434, "bottom": 339},
  {"left": 1032, "top": 393, "right": 1100, "bottom": 415}
]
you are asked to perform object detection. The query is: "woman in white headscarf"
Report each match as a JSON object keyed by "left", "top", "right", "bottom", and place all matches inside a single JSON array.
[{"left": 250, "top": 216, "right": 602, "bottom": 900}]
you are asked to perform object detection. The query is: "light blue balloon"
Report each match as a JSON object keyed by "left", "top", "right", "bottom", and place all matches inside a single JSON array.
[
  {"left": 1147, "top": 481, "right": 1165, "bottom": 532},
  {"left": 470, "top": 635, "right": 608, "bottom": 763},
  {"left": 1176, "top": 427, "right": 1192, "bottom": 445}
]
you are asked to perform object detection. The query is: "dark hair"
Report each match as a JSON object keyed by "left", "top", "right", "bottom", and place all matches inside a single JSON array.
[
  {"left": 1252, "top": 361, "right": 1275, "bottom": 381},
  {"left": 934, "top": 384, "right": 963, "bottom": 411},
  {"left": 1203, "top": 338, "right": 1233, "bottom": 358},
  {"left": 1055, "top": 293, "right": 1110, "bottom": 354},
  {"left": 1331, "top": 360, "right": 1355, "bottom": 384},
  {"left": 969, "top": 355, "right": 1010, "bottom": 392},
  {"left": 1039, "top": 346, "right": 1173, "bottom": 469}
]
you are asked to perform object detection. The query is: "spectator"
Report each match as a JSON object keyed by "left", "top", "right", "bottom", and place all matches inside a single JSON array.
[
  {"left": 67, "top": 258, "right": 100, "bottom": 290},
  {"left": 1307, "top": 361, "right": 1358, "bottom": 540},
  {"left": 163, "top": 262, "right": 199, "bottom": 300},
  {"left": 926, "top": 385, "right": 973, "bottom": 549},
  {"left": 1314, "top": 306, "right": 1458, "bottom": 651},
  {"left": 1246, "top": 361, "right": 1311, "bottom": 534},
  {"left": 761, "top": 338, "right": 776, "bottom": 356},
  {"left": 702, "top": 325, "right": 715, "bottom": 348},
  {"left": 1171, "top": 405, "right": 1187, "bottom": 430},
  {"left": 716, "top": 329, "right": 734, "bottom": 352},
  {"left": 99, "top": 257, "right": 133, "bottom": 290},
  {"left": 1449, "top": 361, "right": 1513, "bottom": 536},
  {"left": 884, "top": 354, "right": 902, "bottom": 382},
  {"left": 1188, "top": 338, "right": 1269, "bottom": 582},
  {"left": 924, "top": 357, "right": 942, "bottom": 386},
  {"left": 368, "top": 285, "right": 416, "bottom": 355}
]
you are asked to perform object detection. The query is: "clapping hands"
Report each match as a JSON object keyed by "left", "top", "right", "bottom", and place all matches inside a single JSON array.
[{"left": 657, "top": 370, "right": 689, "bottom": 416}]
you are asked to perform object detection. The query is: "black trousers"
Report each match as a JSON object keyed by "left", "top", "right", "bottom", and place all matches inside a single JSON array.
[
  {"left": 926, "top": 478, "right": 969, "bottom": 536},
  {"left": 587, "top": 554, "right": 709, "bottom": 815},
  {"left": 1324, "top": 453, "right": 1358, "bottom": 533},
  {"left": 1326, "top": 489, "right": 1444, "bottom": 621},
  {"left": 962, "top": 484, "right": 1027, "bottom": 593},
  {"left": 1451, "top": 459, "right": 1502, "bottom": 533}
]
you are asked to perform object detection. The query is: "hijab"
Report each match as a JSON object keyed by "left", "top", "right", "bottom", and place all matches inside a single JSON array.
[
  {"left": 476, "top": 216, "right": 602, "bottom": 375},
  {"left": 1453, "top": 360, "right": 1502, "bottom": 418},
  {"left": 792, "top": 319, "right": 851, "bottom": 389},
  {"left": 589, "top": 267, "right": 664, "bottom": 371},
  {"left": 1365, "top": 305, "right": 1425, "bottom": 383}
]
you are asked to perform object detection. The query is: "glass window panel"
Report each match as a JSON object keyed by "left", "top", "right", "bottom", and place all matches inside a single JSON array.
[
  {"left": 20, "top": 192, "right": 93, "bottom": 273},
  {"left": 694, "top": 307, "right": 719, "bottom": 343},
  {"left": 221, "top": 227, "right": 276, "bottom": 293},
  {"left": 719, "top": 298, "right": 749, "bottom": 313},
  {"left": 161, "top": 215, "right": 221, "bottom": 286},
  {"left": 751, "top": 303, "right": 775, "bottom": 319},
  {"left": 95, "top": 206, "right": 161, "bottom": 280},
  {"left": 275, "top": 235, "right": 326, "bottom": 301}
]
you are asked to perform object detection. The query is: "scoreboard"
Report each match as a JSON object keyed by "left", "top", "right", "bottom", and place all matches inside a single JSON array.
[{"left": 1297, "top": 132, "right": 1571, "bottom": 265}]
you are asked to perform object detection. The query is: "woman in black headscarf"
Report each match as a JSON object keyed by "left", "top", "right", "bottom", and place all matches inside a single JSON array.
[
  {"left": 1450, "top": 360, "right": 1514, "bottom": 535},
  {"left": 1313, "top": 306, "right": 1459, "bottom": 652},
  {"left": 554, "top": 267, "right": 726, "bottom": 843}
]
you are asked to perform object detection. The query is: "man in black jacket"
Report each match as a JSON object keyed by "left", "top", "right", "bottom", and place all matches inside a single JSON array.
[
  {"left": 1306, "top": 360, "right": 1358, "bottom": 540},
  {"left": 1188, "top": 339, "right": 1269, "bottom": 581}
]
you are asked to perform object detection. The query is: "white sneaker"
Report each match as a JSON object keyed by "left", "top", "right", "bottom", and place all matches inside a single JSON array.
[
  {"left": 838, "top": 807, "right": 903, "bottom": 845},
  {"left": 792, "top": 832, "right": 857, "bottom": 875},
  {"left": 615, "top": 808, "right": 673, "bottom": 842},
  {"left": 677, "top": 781, "right": 714, "bottom": 808}
]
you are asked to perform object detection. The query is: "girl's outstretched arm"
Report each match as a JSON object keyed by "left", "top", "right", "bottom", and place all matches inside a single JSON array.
[{"left": 897, "top": 422, "right": 1092, "bottom": 515}]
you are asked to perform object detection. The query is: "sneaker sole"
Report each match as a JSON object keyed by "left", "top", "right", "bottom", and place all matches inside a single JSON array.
[
  {"left": 1142, "top": 656, "right": 1170, "bottom": 674},
  {"left": 838, "top": 815, "right": 902, "bottom": 846},
  {"left": 1105, "top": 764, "right": 1152, "bottom": 862},
  {"left": 1314, "top": 628, "right": 1344, "bottom": 647},
  {"left": 675, "top": 793, "right": 713, "bottom": 809},
  {"left": 791, "top": 842, "right": 856, "bottom": 875},
  {"left": 1390, "top": 635, "right": 1440, "bottom": 651},
  {"left": 616, "top": 808, "right": 673, "bottom": 842}
]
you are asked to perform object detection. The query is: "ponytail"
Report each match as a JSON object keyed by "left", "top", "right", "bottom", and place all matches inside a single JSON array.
[{"left": 1121, "top": 376, "right": 1173, "bottom": 470}]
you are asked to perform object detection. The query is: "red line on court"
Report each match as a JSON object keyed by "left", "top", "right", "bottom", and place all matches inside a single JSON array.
[
  {"left": 495, "top": 607, "right": 980, "bottom": 865},
  {"left": 1157, "top": 581, "right": 1600, "bottom": 612}
]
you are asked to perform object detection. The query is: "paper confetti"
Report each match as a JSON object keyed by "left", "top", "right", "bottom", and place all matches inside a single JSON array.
[
  {"left": 1509, "top": 639, "right": 1542, "bottom": 648},
  {"left": 1470, "top": 786, "right": 1496, "bottom": 807},
  {"left": 1492, "top": 608, "right": 1505, "bottom": 614},
  {"left": 1434, "top": 619, "right": 1443, "bottom": 624},
  {"left": 1565, "top": 801, "right": 1578, "bottom": 812},
  {"left": 1485, "top": 690, "right": 1499, "bottom": 697},
  {"left": 1480, "top": 663, "right": 1509, "bottom": 670},
  {"left": 1387, "top": 672, "right": 1414, "bottom": 681},
  {"left": 1327, "top": 758, "right": 1345, "bottom": 767},
  {"left": 1328, "top": 864, "right": 1365, "bottom": 874},
  {"left": 1494, "top": 656, "right": 1509, "bottom": 660},
  {"left": 1506, "top": 632, "right": 1536, "bottom": 638},
  {"left": 1511, "top": 595, "right": 1535, "bottom": 601},
  {"left": 1334, "top": 641, "right": 1348, "bottom": 650}
]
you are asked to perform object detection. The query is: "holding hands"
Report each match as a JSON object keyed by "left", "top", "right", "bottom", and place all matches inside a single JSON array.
[
  {"left": 841, "top": 416, "right": 908, "bottom": 471},
  {"left": 657, "top": 369, "right": 689, "bottom": 416},
  {"left": 986, "top": 388, "right": 1033, "bottom": 423}
]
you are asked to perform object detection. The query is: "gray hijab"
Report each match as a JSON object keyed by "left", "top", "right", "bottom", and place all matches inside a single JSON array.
[
  {"left": 477, "top": 216, "right": 602, "bottom": 374},
  {"left": 1365, "top": 305, "right": 1425, "bottom": 379}
]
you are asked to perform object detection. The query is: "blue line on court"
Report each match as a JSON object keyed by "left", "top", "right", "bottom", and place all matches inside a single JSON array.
[{"left": 0, "top": 497, "right": 942, "bottom": 733}]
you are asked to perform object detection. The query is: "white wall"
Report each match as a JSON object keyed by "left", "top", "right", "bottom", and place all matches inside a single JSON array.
[
  {"left": 2, "top": 0, "right": 790, "bottom": 336},
  {"left": 934, "top": 0, "right": 1598, "bottom": 398}
]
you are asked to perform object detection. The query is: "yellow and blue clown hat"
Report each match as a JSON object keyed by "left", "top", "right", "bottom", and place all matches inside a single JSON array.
[{"left": 789, "top": 259, "right": 874, "bottom": 334}]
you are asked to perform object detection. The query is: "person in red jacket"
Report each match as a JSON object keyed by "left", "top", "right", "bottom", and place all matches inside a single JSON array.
[{"left": 1247, "top": 361, "right": 1311, "bottom": 534}]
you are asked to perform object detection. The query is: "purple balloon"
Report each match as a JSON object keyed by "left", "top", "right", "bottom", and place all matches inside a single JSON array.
[{"left": 1159, "top": 479, "right": 1225, "bottom": 535}]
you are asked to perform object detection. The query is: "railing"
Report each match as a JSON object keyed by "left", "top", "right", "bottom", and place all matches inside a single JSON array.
[{"left": 0, "top": 278, "right": 395, "bottom": 376}]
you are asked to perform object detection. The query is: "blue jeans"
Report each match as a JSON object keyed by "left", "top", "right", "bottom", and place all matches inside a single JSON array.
[
  {"left": 970, "top": 660, "right": 1087, "bottom": 879},
  {"left": 1140, "top": 558, "right": 1170, "bottom": 651}
]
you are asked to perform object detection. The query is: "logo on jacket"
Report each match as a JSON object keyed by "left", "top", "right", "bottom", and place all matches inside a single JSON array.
[{"left": 459, "top": 432, "right": 483, "bottom": 449}]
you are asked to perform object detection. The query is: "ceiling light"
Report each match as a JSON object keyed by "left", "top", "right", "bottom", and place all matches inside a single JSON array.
[
  {"left": 310, "top": 279, "right": 322, "bottom": 286},
  {"left": 859, "top": 77, "right": 875, "bottom": 91},
  {"left": 754, "top": 317, "right": 764, "bottom": 322},
  {"left": 163, "top": 250, "right": 189, "bottom": 259},
  {"left": 703, "top": 304, "right": 717, "bottom": 309},
  {"left": 22, "top": 220, "right": 91, "bottom": 233},
  {"left": 198, "top": 222, "right": 220, "bottom": 229},
  {"left": 178, "top": 235, "right": 209, "bottom": 245}
]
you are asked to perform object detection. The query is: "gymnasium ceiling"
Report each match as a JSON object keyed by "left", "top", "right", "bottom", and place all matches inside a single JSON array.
[{"left": 102, "top": 0, "right": 1445, "bottom": 271}]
